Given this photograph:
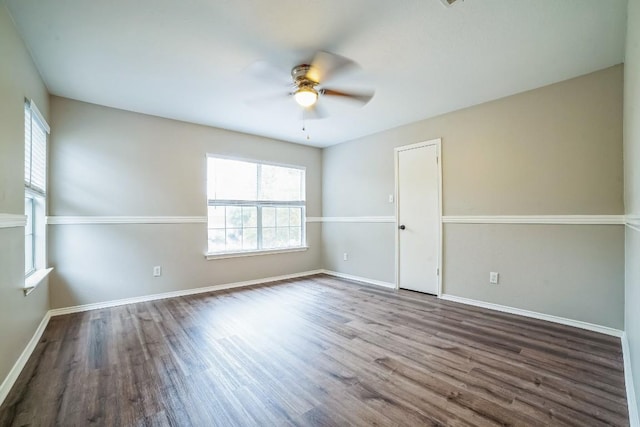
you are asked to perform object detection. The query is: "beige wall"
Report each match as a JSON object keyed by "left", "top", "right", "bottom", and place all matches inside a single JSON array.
[
  {"left": 48, "top": 97, "right": 323, "bottom": 308},
  {"left": 0, "top": 4, "right": 50, "bottom": 389},
  {"left": 322, "top": 65, "right": 625, "bottom": 328},
  {"left": 0, "top": 0, "right": 634, "bottom": 410},
  {"left": 324, "top": 65, "right": 623, "bottom": 217},
  {"left": 322, "top": 222, "right": 395, "bottom": 284},
  {"left": 624, "top": 0, "right": 640, "bottom": 411},
  {"left": 444, "top": 224, "right": 624, "bottom": 327}
]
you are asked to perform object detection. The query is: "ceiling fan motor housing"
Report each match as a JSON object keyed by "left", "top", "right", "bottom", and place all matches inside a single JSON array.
[
  {"left": 291, "top": 64, "right": 316, "bottom": 87},
  {"left": 285, "top": 55, "right": 374, "bottom": 111}
]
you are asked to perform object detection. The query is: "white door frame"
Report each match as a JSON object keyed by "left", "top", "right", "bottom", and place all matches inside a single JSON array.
[{"left": 394, "top": 138, "right": 443, "bottom": 296}]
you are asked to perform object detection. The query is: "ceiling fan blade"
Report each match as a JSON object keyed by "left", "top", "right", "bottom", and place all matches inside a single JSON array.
[
  {"left": 244, "top": 92, "right": 292, "bottom": 107},
  {"left": 303, "top": 103, "right": 329, "bottom": 120},
  {"left": 321, "top": 88, "right": 374, "bottom": 105},
  {"left": 306, "top": 51, "right": 358, "bottom": 85},
  {"left": 244, "top": 60, "right": 292, "bottom": 86}
]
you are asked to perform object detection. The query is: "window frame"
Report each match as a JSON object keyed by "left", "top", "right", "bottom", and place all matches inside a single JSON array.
[
  {"left": 24, "top": 193, "right": 35, "bottom": 277},
  {"left": 24, "top": 99, "right": 49, "bottom": 279},
  {"left": 205, "top": 154, "right": 307, "bottom": 258}
]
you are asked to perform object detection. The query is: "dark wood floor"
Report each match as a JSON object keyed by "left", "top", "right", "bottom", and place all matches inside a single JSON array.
[{"left": 0, "top": 274, "right": 629, "bottom": 426}]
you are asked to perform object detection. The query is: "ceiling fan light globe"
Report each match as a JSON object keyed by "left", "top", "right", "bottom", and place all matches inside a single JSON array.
[{"left": 294, "top": 88, "right": 318, "bottom": 107}]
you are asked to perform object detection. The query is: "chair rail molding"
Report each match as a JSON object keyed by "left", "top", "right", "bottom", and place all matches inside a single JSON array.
[
  {"left": 46, "top": 215, "right": 634, "bottom": 227},
  {"left": 442, "top": 215, "right": 625, "bottom": 225},
  {"left": 46, "top": 216, "right": 207, "bottom": 225},
  {"left": 0, "top": 214, "right": 27, "bottom": 228},
  {"left": 627, "top": 214, "right": 640, "bottom": 232},
  {"left": 306, "top": 216, "right": 395, "bottom": 223}
]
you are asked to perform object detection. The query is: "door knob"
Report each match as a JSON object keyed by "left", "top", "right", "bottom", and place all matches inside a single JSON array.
[{"left": 399, "top": 225, "right": 406, "bottom": 230}]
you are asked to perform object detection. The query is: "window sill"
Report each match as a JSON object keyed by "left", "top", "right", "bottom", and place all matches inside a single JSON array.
[
  {"left": 24, "top": 267, "right": 53, "bottom": 296},
  {"left": 206, "top": 246, "right": 309, "bottom": 260}
]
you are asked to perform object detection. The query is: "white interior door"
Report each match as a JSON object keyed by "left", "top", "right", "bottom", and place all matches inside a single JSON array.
[{"left": 396, "top": 141, "right": 441, "bottom": 295}]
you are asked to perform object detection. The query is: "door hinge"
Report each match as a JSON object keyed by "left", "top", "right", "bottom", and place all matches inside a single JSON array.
[{"left": 437, "top": 268, "right": 440, "bottom": 276}]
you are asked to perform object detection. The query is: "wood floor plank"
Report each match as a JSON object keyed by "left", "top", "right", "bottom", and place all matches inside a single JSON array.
[{"left": 0, "top": 274, "right": 630, "bottom": 426}]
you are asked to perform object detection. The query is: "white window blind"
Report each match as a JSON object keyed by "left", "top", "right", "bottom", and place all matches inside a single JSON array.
[
  {"left": 24, "top": 106, "right": 32, "bottom": 184},
  {"left": 24, "top": 100, "right": 50, "bottom": 196}
]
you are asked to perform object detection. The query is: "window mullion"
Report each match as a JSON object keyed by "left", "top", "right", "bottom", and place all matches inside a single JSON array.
[
  {"left": 257, "top": 205, "right": 263, "bottom": 250},
  {"left": 223, "top": 206, "right": 228, "bottom": 252},
  {"left": 30, "top": 197, "right": 35, "bottom": 272},
  {"left": 256, "top": 164, "right": 262, "bottom": 250},
  {"left": 257, "top": 163, "right": 262, "bottom": 200},
  {"left": 302, "top": 206, "right": 306, "bottom": 246}
]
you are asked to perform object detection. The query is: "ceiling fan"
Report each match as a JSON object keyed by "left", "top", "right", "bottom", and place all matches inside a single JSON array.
[{"left": 246, "top": 50, "right": 375, "bottom": 119}]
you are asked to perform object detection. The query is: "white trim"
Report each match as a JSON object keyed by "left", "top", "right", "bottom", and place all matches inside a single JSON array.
[
  {"left": 45, "top": 214, "right": 635, "bottom": 227},
  {"left": 0, "top": 214, "right": 27, "bottom": 228},
  {"left": 0, "top": 311, "right": 51, "bottom": 407},
  {"left": 622, "top": 332, "right": 640, "bottom": 427},
  {"left": 306, "top": 216, "right": 395, "bottom": 223},
  {"left": 28, "top": 99, "right": 50, "bottom": 134},
  {"left": 3, "top": 275, "right": 633, "bottom": 416},
  {"left": 206, "top": 246, "right": 308, "bottom": 260},
  {"left": 442, "top": 215, "right": 625, "bottom": 225},
  {"left": 46, "top": 216, "right": 207, "bottom": 225},
  {"left": 627, "top": 214, "right": 640, "bottom": 233},
  {"left": 206, "top": 152, "right": 306, "bottom": 172},
  {"left": 440, "top": 294, "right": 623, "bottom": 337},
  {"left": 3, "top": 270, "right": 324, "bottom": 405},
  {"left": 321, "top": 269, "right": 396, "bottom": 289},
  {"left": 48, "top": 270, "right": 324, "bottom": 316},
  {"left": 44, "top": 215, "right": 636, "bottom": 226},
  {"left": 23, "top": 268, "right": 53, "bottom": 296},
  {"left": 395, "top": 138, "right": 443, "bottom": 296}
]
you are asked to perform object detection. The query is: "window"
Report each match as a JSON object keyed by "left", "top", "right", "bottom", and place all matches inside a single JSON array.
[
  {"left": 206, "top": 156, "right": 306, "bottom": 255},
  {"left": 24, "top": 197, "right": 34, "bottom": 274},
  {"left": 24, "top": 100, "right": 49, "bottom": 276}
]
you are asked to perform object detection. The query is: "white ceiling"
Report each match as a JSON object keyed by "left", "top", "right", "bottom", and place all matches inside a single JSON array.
[{"left": 6, "top": 0, "right": 628, "bottom": 147}]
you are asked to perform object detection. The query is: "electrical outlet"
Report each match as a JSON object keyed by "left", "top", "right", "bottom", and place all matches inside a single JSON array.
[
  {"left": 489, "top": 272, "right": 499, "bottom": 284},
  {"left": 343, "top": 253, "right": 348, "bottom": 261},
  {"left": 153, "top": 266, "right": 162, "bottom": 277}
]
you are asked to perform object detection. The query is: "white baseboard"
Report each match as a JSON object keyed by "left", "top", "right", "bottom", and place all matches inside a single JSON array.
[
  {"left": 49, "top": 270, "right": 324, "bottom": 316},
  {"left": 48, "top": 269, "right": 398, "bottom": 318},
  {"left": 321, "top": 269, "right": 396, "bottom": 289},
  {"left": 0, "top": 311, "right": 51, "bottom": 407},
  {"left": 2, "top": 272, "right": 636, "bottom": 424},
  {"left": 622, "top": 333, "right": 640, "bottom": 427},
  {"left": 3, "top": 270, "right": 326, "bottom": 407},
  {"left": 440, "top": 294, "right": 623, "bottom": 337}
]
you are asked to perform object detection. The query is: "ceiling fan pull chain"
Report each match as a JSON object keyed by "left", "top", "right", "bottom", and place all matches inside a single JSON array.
[{"left": 301, "top": 113, "right": 310, "bottom": 140}]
